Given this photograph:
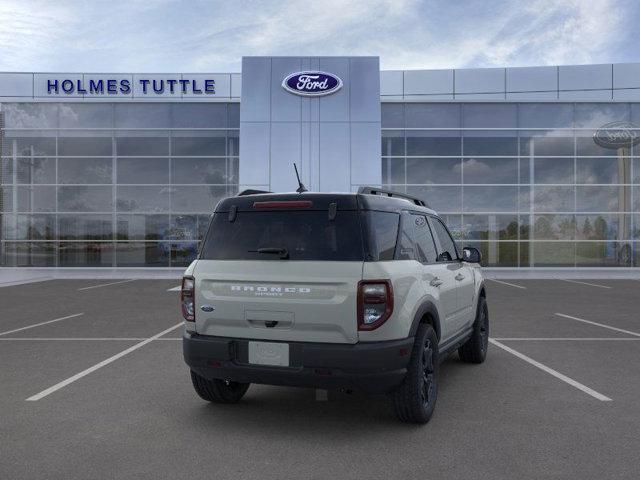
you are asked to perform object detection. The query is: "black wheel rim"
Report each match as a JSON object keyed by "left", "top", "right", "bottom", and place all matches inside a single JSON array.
[
  {"left": 479, "top": 305, "right": 489, "bottom": 353},
  {"left": 421, "top": 339, "right": 435, "bottom": 407}
]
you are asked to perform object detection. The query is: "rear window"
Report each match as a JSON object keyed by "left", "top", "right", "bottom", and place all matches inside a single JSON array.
[{"left": 200, "top": 210, "right": 364, "bottom": 261}]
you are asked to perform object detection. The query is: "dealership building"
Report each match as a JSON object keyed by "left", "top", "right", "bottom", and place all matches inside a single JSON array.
[{"left": 1, "top": 56, "right": 639, "bottom": 269}]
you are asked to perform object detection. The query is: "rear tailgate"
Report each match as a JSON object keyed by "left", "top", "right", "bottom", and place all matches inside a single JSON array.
[{"left": 194, "top": 260, "right": 362, "bottom": 343}]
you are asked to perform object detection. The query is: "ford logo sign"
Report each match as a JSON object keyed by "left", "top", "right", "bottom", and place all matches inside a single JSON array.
[
  {"left": 282, "top": 71, "right": 343, "bottom": 97},
  {"left": 593, "top": 121, "right": 640, "bottom": 149}
]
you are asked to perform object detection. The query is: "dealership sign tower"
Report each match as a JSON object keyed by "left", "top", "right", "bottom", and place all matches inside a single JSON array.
[{"left": 239, "top": 57, "right": 381, "bottom": 193}]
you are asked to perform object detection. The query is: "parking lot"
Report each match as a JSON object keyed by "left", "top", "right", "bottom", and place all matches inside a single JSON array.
[{"left": 1, "top": 277, "right": 639, "bottom": 479}]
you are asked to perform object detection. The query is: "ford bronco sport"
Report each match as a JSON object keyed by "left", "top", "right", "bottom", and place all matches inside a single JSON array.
[{"left": 182, "top": 187, "right": 488, "bottom": 423}]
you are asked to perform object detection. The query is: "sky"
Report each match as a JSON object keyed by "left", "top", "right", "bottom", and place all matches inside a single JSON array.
[{"left": 0, "top": 0, "right": 638, "bottom": 72}]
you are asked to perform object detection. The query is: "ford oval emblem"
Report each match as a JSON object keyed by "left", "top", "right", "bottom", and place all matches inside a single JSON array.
[
  {"left": 282, "top": 71, "right": 343, "bottom": 97},
  {"left": 593, "top": 121, "right": 640, "bottom": 149},
  {"left": 200, "top": 305, "right": 215, "bottom": 312}
]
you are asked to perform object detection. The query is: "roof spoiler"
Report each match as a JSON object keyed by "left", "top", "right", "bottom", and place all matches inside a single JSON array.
[
  {"left": 357, "top": 186, "right": 429, "bottom": 208},
  {"left": 237, "top": 189, "right": 272, "bottom": 196}
]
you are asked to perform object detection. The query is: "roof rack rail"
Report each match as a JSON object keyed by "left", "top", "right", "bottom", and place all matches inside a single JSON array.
[
  {"left": 237, "top": 189, "right": 272, "bottom": 196},
  {"left": 357, "top": 186, "right": 429, "bottom": 208}
]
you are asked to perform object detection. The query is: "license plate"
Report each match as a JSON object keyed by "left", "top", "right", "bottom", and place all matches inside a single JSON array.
[{"left": 248, "top": 341, "right": 289, "bottom": 367}]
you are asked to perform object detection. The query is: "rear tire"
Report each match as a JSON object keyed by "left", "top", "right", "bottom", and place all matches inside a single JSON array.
[
  {"left": 458, "top": 296, "right": 489, "bottom": 364},
  {"left": 190, "top": 370, "right": 250, "bottom": 404},
  {"left": 391, "top": 324, "right": 438, "bottom": 424}
]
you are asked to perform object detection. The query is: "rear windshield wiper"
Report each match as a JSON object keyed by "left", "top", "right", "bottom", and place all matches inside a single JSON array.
[{"left": 248, "top": 247, "right": 290, "bottom": 259}]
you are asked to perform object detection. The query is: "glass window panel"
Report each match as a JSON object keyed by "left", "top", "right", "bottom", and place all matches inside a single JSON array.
[
  {"left": 17, "top": 185, "right": 56, "bottom": 212},
  {"left": 519, "top": 133, "right": 574, "bottom": 156},
  {"left": 381, "top": 103, "right": 404, "bottom": 128},
  {"left": 533, "top": 242, "right": 575, "bottom": 266},
  {"left": 574, "top": 103, "right": 630, "bottom": 128},
  {"left": 518, "top": 156, "right": 529, "bottom": 185},
  {"left": 464, "top": 241, "right": 518, "bottom": 267},
  {"left": 462, "top": 157, "right": 517, "bottom": 184},
  {"left": 463, "top": 186, "right": 518, "bottom": 213},
  {"left": 3, "top": 242, "right": 57, "bottom": 267},
  {"left": 115, "top": 242, "right": 170, "bottom": 267},
  {"left": 534, "top": 186, "right": 574, "bottom": 212},
  {"left": 58, "top": 137, "right": 112, "bottom": 156},
  {"left": 576, "top": 135, "right": 621, "bottom": 156},
  {"left": 534, "top": 158, "right": 574, "bottom": 184},
  {"left": 58, "top": 158, "right": 112, "bottom": 184},
  {"left": 228, "top": 103, "right": 240, "bottom": 127},
  {"left": 1, "top": 158, "right": 12, "bottom": 183},
  {"left": 227, "top": 130, "right": 239, "bottom": 157},
  {"left": 171, "top": 104, "right": 227, "bottom": 128},
  {"left": 635, "top": 242, "right": 640, "bottom": 267},
  {"left": 171, "top": 134, "right": 226, "bottom": 156},
  {"left": 519, "top": 215, "right": 530, "bottom": 240},
  {"left": 58, "top": 104, "right": 113, "bottom": 128},
  {"left": 3, "top": 104, "right": 58, "bottom": 128},
  {"left": 634, "top": 215, "right": 640, "bottom": 239},
  {"left": 406, "top": 186, "right": 461, "bottom": 212},
  {"left": 406, "top": 104, "right": 460, "bottom": 128},
  {"left": 116, "top": 214, "right": 169, "bottom": 240},
  {"left": 462, "top": 215, "right": 519, "bottom": 240},
  {"left": 382, "top": 158, "right": 405, "bottom": 184},
  {"left": 439, "top": 215, "right": 463, "bottom": 242},
  {"left": 463, "top": 104, "right": 517, "bottom": 128},
  {"left": 576, "top": 157, "right": 624, "bottom": 184},
  {"left": 1, "top": 186, "right": 12, "bottom": 211},
  {"left": 116, "top": 158, "right": 169, "bottom": 184},
  {"left": 171, "top": 158, "right": 228, "bottom": 184},
  {"left": 114, "top": 104, "right": 171, "bottom": 128},
  {"left": 227, "top": 158, "right": 239, "bottom": 186},
  {"left": 634, "top": 159, "right": 640, "bottom": 184},
  {"left": 10, "top": 136, "right": 56, "bottom": 156},
  {"left": 171, "top": 241, "right": 198, "bottom": 267},
  {"left": 58, "top": 214, "right": 113, "bottom": 240},
  {"left": 576, "top": 242, "right": 631, "bottom": 267},
  {"left": 381, "top": 130, "right": 404, "bottom": 156},
  {"left": 171, "top": 185, "right": 227, "bottom": 212},
  {"left": 519, "top": 186, "right": 531, "bottom": 213},
  {"left": 519, "top": 241, "right": 531, "bottom": 267},
  {"left": 59, "top": 242, "right": 114, "bottom": 267},
  {"left": 533, "top": 215, "right": 576, "bottom": 240},
  {"left": 406, "top": 131, "right": 461, "bottom": 156},
  {"left": 116, "top": 186, "right": 170, "bottom": 213},
  {"left": 14, "top": 214, "right": 55, "bottom": 240},
  {"left": 116, "top": 136, "right": 168, "bottom": 156},
  {"left": 169, "top": 214, "right": 198, "bottom": 241},
  {"left": 576, "top": 186, "right": 621, "bottom": 212},
  {"left": 1, "top": 213, "right": 16, "bottom": 239},
  {"left": 58, "top": 186, "right": 113, "bottom": 212},
  {"left": 406, "top": 157, "right": 461, "bottom": 184},
  {"left": 463, "top": 136, "right": 518, "bottom": 156},
  {"left": 518, "top": 104, "right": 574, "bottom": 129},
  {"left": 16, "top": 157, "right": 56, "bottom": 184},
  {"left": 575, "top": 214, "right": 629, "bottom": 241}
]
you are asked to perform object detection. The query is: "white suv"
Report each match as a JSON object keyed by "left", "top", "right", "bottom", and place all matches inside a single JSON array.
[{"left": 182, "top": 187, "right": 488, "bottom": 423}]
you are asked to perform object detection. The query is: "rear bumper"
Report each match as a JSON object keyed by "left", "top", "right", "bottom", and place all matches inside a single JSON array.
[{"left": 183, "top": 332, "right": 414, "bottom": 394}]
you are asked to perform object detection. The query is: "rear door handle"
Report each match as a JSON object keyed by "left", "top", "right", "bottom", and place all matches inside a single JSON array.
[
  {"left": 455, "top": 273, "right": 465, "bottom": 281},
  {"left": 430, "top": 277, "right": 443, "bottom": 287}
]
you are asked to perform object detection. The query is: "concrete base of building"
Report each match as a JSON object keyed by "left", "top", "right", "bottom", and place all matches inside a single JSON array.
[{"left": 483, "top": 268, "right": 640, "bottom": 279}]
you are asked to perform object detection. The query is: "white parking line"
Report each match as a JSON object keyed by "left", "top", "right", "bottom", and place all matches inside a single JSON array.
[
  {"left": 487, "top": 279, "right": 527, "bottom": 290},
  {"left": 555, "top": 313, "right": 640, "bottom": 337},
  {"left": 78, "top": 279, "right": 137, "bottom": 291},
  {"left": 0, "top": 313, "right": 84, "bottom": 337},
  {"left": 167, "top": 285, "right": 181, "bottom": 292},
  {"left": 489, "top": 338, "right": 612, "bottom": 402},
  {"left": 26, "top": 322, "right": 183, "bottom": 401},
  {"left": 558, "top": 279, "right": 611, "bottom": 289},
  {"left": 493, "top": 337, "right": 640, "bottom": 341}
]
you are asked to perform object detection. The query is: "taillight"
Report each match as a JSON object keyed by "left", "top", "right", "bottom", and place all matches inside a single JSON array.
[
  {"left": 357, "top": 280, "right": 393, "bottom": 331},
  {"left": 181, "top": 276, "right": 195, "bottom": 321}
]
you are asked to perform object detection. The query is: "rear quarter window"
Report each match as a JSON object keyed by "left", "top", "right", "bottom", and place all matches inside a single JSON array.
[{"left": 363, "top": 211, "right": 400, "bottom": 261}]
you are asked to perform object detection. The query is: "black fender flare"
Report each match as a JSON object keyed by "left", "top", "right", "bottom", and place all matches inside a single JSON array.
[{"left": 408, "top": 301, "right": 442, "bottom": 341}]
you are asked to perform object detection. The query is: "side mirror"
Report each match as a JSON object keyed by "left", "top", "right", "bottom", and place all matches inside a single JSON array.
[{"left": 462, "top": 247, "right": 482, "bottom": 264}]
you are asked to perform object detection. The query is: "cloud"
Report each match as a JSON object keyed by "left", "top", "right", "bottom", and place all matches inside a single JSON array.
[{"left": 0, "top": 0, "right": 636, "bottom": 72}]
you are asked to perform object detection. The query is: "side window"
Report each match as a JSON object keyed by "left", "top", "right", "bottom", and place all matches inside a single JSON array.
[
  {"left": 429, "top": 217, "right": 458, "bottom": 262},
  {"left": 366, "top": 211, "right": 400, "bottom": 261},
  {"left": 412, "top": 214, "right": 438, "bottom": 263},
  {"left": 396, "top": 213, "right": 417, "bottom": 260}
]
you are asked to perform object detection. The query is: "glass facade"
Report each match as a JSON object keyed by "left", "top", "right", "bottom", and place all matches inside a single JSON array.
[
  {"left": 0, "top": 102, "right": 239, "bottom": 267},
  {"left": 382, "top": 103, "right": 640, "bottom": 267}
]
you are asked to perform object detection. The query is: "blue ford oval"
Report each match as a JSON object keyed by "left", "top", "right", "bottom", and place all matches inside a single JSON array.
[{"left": 282, "top": 71, "right": 343, "bottom": 97}]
